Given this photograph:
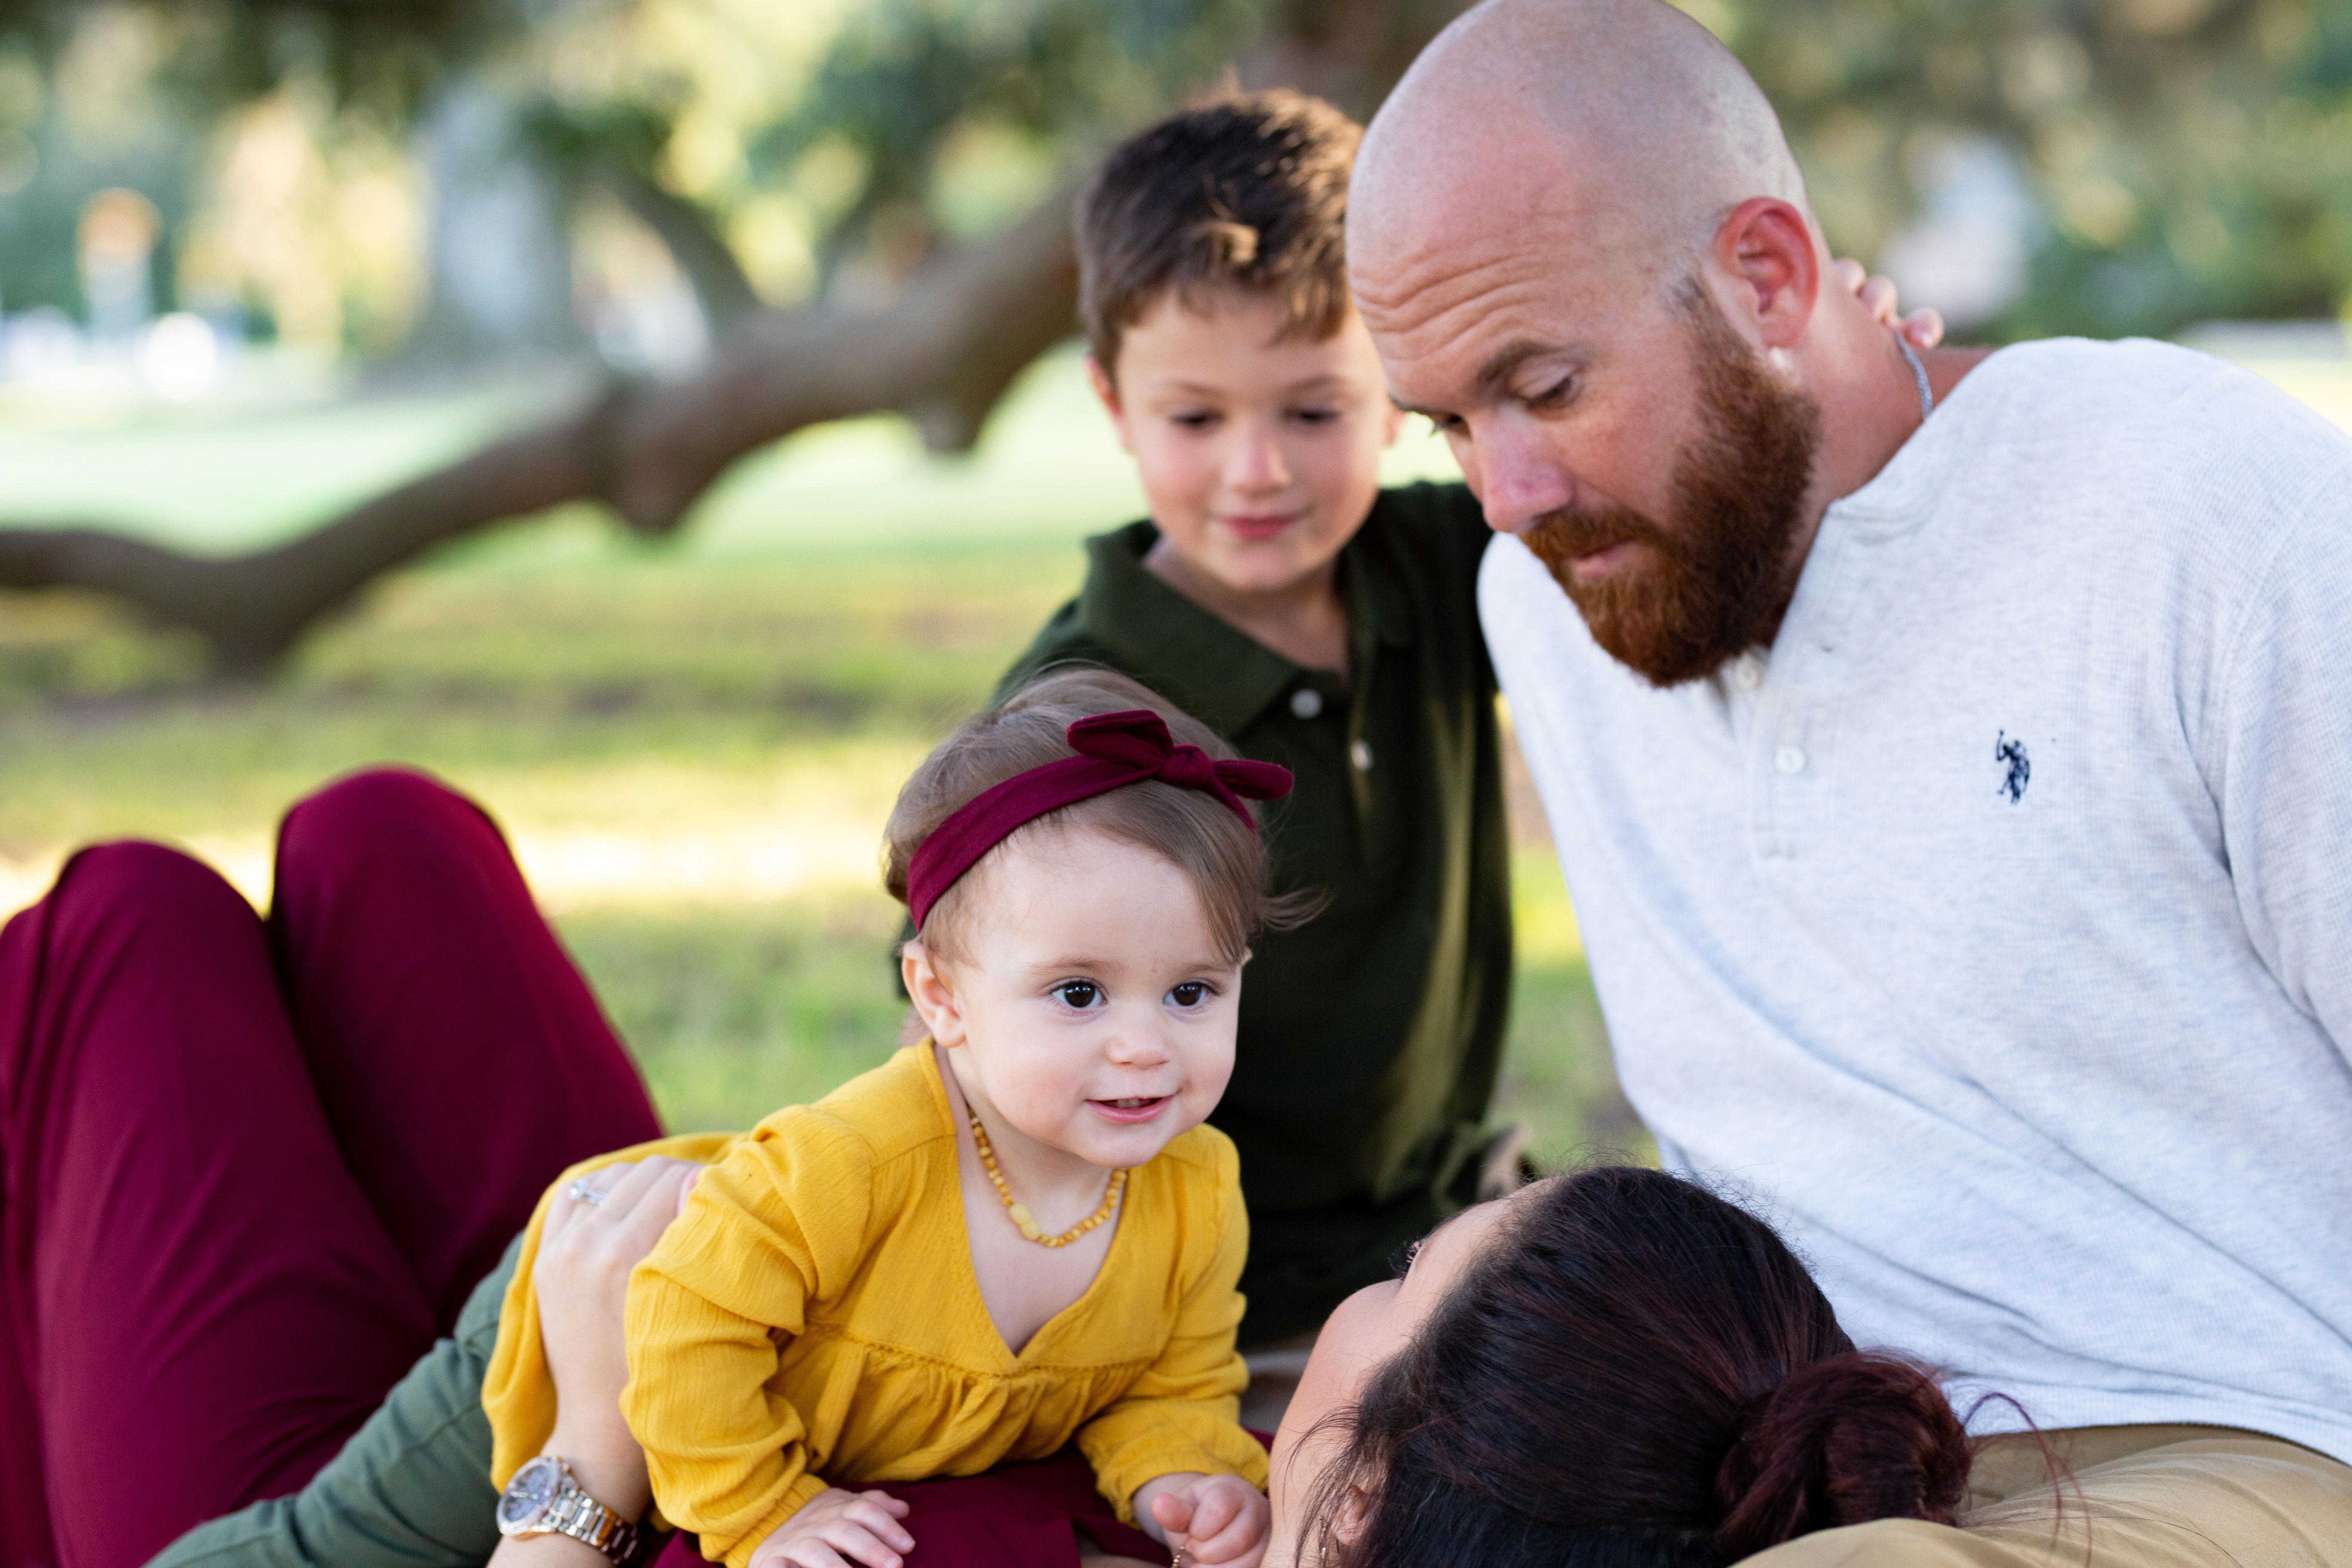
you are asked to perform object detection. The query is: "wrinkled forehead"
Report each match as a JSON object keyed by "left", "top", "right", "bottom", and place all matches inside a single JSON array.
[{"left": 1349, "top": 136, "right": 1681, "bottom": 398}]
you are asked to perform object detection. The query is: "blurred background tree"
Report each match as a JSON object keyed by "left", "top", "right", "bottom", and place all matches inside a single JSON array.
[
  {"left": 1728, "top": 0, "right": 2352, "bottom": 336},
  {"left": 0, "top": 0, "right": 2347, "bottom": 664}
]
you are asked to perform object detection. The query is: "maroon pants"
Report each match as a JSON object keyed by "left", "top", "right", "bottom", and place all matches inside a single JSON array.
[
  {"left": 0, "top": 770, "right": 663, "bottom": 1568},
  {"left": 0, "top": 769, "right": 1177, "bottom": 1568},
  {"left": 643, "top": 1453, "right": 1170, "bottom": 1568}
]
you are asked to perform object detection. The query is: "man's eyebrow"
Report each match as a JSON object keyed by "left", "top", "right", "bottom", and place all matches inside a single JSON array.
[
  {"left": 1475, "top": 337, "right": 1573, "bottom": 391},
  {"left": 1388, "top": 339, "right": 1582, "bottom": 420}
]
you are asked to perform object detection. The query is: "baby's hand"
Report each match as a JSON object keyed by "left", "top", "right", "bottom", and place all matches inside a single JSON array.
[
  {"left": 746, "top": 1488, "right": 912, "bottom": 1568},
  {"left": 1141, "top": 1472, "right": 1269, "bottom": 1568}
]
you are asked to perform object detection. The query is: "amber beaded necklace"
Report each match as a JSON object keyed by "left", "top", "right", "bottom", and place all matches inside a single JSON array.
[{"left": 967, "top": 1112, "right": 1127, "bottom": 1247}]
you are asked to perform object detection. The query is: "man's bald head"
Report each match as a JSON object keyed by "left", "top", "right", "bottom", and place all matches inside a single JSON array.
[
  {"left": 1354, "top": 0, "right": 1810, "bottom": 289},
  {"left": 1346, "top": 0, "right": 1954, "bottom": 691},
  {"left": 1343, "top": 0, "right": 1909, "bottom": 690}
]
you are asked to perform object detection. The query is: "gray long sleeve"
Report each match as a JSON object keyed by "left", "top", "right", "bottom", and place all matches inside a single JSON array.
[{"left": 147, "top": 1237, "right": 519, "bottom": 1568}]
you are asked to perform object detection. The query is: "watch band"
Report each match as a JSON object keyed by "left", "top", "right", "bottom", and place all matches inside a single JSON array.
[
  {"left": 499, "top": 1456, "right": 654, "bottom": 1565},
  {"left": 542, "top": 1477, "right": 644, "bottom": 1564}
]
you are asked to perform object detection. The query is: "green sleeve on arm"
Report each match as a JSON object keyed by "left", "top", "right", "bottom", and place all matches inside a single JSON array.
[{"left": 144, "top": 1236, "right": 522, "bottom": 1568}]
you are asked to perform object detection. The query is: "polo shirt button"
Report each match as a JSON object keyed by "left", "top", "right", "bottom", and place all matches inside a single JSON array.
[
  {"left": 1351, "top": 739, "right": 1375, "bottom": 772},
  {"left": 1290, "top": 687, "right": 1324, "bottom": 720},
  {"left": 1734, "top": 655, "right": 1763, "bottom": 690},
  {"left": 1774, "top": 746, "right": 1806, "bottom": 775}
]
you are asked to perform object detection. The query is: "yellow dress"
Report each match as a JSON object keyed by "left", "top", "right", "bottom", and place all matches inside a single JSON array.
[{"left": 482, "top": 1045, "right": 1265, "bottom": 1568}]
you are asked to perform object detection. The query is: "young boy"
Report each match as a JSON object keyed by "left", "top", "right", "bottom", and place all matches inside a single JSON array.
[
  {"left": 998, "top": 93, "right": 1511, "bottom": 1352},
  {"left": 1000, "top": 92, "right": 1940, "bottom": 1356}
]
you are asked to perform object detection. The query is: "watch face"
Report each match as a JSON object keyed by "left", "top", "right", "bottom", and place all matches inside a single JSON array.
[{"left": 497, "top": 1456, "right": 562, "bottom": 1534}]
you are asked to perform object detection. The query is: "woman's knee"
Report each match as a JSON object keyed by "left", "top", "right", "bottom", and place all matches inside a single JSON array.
[
  {"left": 275, "top": 767, "right": 504, "bottom": 896},
  {"left": 1, "top": 843, "right": 265, "bottom": 1096},
  {"left": 39, "top": 841, "right": 253, "bottom": 949}
]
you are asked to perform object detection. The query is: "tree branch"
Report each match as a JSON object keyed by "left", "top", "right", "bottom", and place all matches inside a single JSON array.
[
  {"left": 596, "top": 165, "right": 766, "bottom": 331},
  {"left": 0, "top": 182, "right": 1080, "bottom": 673},
  {"left": 0, "top": 2, "right": 1470, "bottom": 677}
]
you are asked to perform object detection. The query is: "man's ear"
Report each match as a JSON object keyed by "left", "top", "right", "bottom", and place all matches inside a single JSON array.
[
  {"left": 1708, "top": 196, "right": 1820, "bottom": 353},
  {"left": 1084, "top": 353, "right": 1136, "bottom": 453},
  {"left": 901, "top": 939, "right": 968, "bottom": 1047}
]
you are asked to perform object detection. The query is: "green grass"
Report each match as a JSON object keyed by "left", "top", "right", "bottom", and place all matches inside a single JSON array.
[{"left": 0, "top": 349, "right": 1635, "bottom": 1168}]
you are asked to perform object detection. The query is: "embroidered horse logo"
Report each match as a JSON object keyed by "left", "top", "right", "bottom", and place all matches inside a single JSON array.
[{"left": 1995, "top": 731, "right": 2030, "bottom": 804}]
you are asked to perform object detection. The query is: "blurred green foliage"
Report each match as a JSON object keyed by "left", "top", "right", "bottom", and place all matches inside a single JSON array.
[
  {"left": 1727, "top": 0, "right": 2352, "bottom": 335},
  {"left": 3, "top": 0, "right": 2349, "bottom": 356}
]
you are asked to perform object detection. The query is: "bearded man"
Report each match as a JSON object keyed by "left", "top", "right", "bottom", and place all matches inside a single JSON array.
[{"left": 1346, "top": 0, "right": 2352, "bottom": 1562}]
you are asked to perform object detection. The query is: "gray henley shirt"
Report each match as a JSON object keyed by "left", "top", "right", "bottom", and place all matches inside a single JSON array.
[{"left": 1481, "top": 337, "right": 2352, "bottom": 1459}]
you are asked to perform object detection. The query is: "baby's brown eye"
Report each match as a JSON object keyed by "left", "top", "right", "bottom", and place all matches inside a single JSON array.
[
  {"left": 1054, "top": 981, "right": 1102, "bottom": 1009},
  {"left": 1169, "top": 982, "right": 1210, "bottom": 1008}
]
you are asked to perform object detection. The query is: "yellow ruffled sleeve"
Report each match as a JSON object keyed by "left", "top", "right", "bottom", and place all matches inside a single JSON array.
[
  {"left": 621, "top": 1109, "right": 882, "bottom": 1568},
  {"left": 481, "top": 1131, "right": 740, "bottom": 1489},
  {"left": 1075, "top": 1131, "right": 1267, "bottom": 1519}
]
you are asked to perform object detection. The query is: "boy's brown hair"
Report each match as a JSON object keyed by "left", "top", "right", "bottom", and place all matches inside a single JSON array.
[
  {"left": 885, "top": 667, "right": 1287, "bottom": 966},
  {"left": 1076, "top": 89, "right": 1363, "bottom": 380}
]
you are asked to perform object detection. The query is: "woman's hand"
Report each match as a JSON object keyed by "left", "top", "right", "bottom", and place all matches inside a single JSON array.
[
  {"left": 1136, "top": 1472, "right": 1270, "bottom": 1568},
  {"left": 533, "top": 1157, "right": 704, "bottom": 1519},
  {"left": 1833, "top": 257, "right": 1945, "bottom": 350},
  {"left": 744, "top": 1488, "right": 914, "bottom": 1568},
  {"left": 487, "top": 1158, "right": 703, "bottom": 1566}
]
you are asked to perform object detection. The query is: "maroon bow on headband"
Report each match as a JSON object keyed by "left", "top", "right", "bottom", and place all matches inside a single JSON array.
[{"left": 905, "top": 709, "right": 1295, "bottom": 930}]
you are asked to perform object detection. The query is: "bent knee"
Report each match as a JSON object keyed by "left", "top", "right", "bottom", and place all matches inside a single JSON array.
[
  {"left": 278, "top": 766, "right": 499, "bottom": 869},
  {"left": 38, "top": 840, "right": 257, "bottom": 952}
]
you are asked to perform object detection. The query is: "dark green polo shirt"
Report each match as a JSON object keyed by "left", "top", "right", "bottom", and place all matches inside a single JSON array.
[{"left": 997, "top": 482, "right": 1513, "bottom": 1342}]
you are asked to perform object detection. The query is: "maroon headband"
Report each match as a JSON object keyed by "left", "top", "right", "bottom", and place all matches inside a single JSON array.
[{"left": 905, "top": 709, "right": 1294, "bottom": 930}]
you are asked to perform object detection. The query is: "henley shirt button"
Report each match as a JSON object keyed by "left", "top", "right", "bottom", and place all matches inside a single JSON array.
[
  {"left": 1351, "top": 739, "right": 1375, "bottom": 772},
  {"left": 1734, "top": 655, "right": 1764, "bottom": 690},
  {"left": 1774, "top": 746, "right": 1807, "bottom": 776},
  {"left": 1290, "top": 687, "right": 1325, "bottom": 720}
]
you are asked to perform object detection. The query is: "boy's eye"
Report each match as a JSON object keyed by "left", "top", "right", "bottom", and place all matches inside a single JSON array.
[
  {"left": 1289, "top": 404, "right": 1340, "bottom": 425},
  {"left": 1167, "top": 980, "right": 1213, "bottom": 1008},
  {"left": 1053, "top": 980, "right": 1103, "bottom": 1009},
  {"left": 1170, "top": 410, "right": 1219, "bottom": 430}
]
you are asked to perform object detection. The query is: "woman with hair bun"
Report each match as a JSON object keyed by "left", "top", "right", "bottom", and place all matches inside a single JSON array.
[{"left": 1271, "top": 1167, "right": 1979, "bottom": 1566}]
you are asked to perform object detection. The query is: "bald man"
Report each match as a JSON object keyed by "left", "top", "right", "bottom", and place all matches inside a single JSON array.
[{"left": 1346, "top": 0, "right": 2352, "bottom": 1562}]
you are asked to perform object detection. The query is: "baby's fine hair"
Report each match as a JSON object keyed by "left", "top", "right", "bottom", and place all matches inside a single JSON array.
[
  {"left": 883, "top": 667, "right": 1287, "bottom": 965},
  {"left": 1076, "top": 89, "right": 1362, "bottom": 379}
]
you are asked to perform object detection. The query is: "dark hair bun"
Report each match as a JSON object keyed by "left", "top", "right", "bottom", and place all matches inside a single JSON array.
[{"left": 1714, "top": 1352, "right": 1971, "bottom": 1558}]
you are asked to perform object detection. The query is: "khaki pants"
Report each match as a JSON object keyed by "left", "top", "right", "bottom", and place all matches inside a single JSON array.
[{"left": 1748, "top": 1425, "right": 2352, "bottom": 1567}]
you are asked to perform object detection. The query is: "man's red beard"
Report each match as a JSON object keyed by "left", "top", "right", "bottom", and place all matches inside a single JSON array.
[{"left": 1519, "top": 284, "right": 1822, "bottom": 688}]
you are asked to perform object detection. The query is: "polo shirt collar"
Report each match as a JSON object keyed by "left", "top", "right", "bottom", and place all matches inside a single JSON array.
[
  {"left": 1075, "top": 519, "right": 1423, "bottom": 735},
  {"left": 1076, "top": 523, "right": 1295, "bottom": 736}
]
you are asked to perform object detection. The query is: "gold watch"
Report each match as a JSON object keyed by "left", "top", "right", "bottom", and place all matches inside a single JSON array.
[{"left": 495, "top": 1455, "right": 649, "bottom": 1563}]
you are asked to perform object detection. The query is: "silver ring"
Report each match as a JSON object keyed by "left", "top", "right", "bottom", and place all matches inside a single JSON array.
[{"left": 565, "top": 1179, "right": 608, "bottom": 1206}]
